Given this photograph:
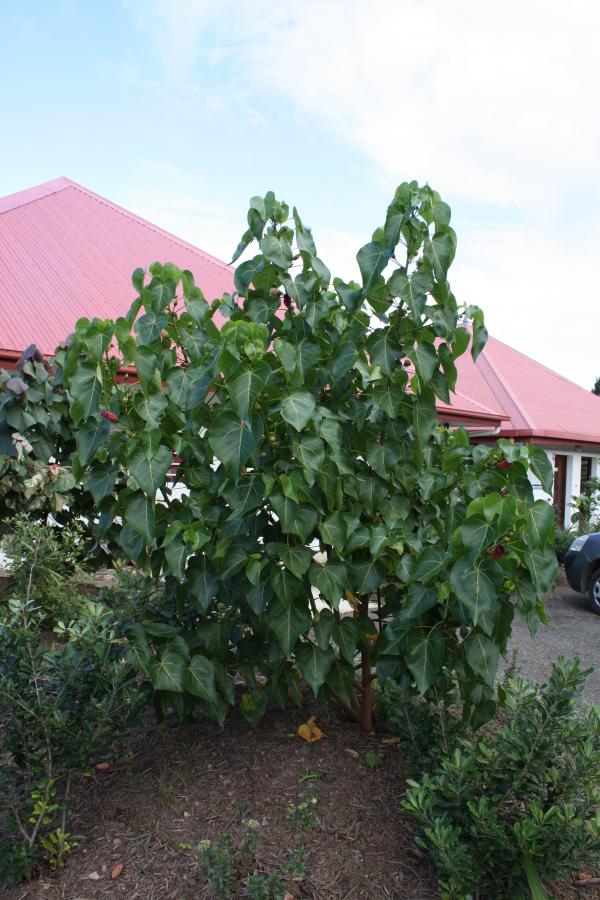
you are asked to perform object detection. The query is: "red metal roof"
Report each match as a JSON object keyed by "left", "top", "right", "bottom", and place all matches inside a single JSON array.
[
  {"left": 454, "top": 333, "right": 600, "bottom": 447},
  {"left": 0, "top": 177, "right": 235, "bottom": 359}
]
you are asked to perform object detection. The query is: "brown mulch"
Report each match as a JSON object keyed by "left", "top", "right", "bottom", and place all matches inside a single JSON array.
[{"left": 3, "top": 700, "right": 437, "bottom": 900}]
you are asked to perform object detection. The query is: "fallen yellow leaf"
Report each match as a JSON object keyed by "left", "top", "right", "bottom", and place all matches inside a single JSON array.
[
  {"left": 111, "top": 863, "right": 124, "bottom": 880},
  {"left": 297, "top": 715, "right": 325, "bottom": 742},
  {"left": 382, "top": 736, "right": 401, "bottom": 745}
]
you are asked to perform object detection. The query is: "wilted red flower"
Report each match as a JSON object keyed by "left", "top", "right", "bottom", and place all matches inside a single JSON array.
[
  {"left": 101, "top": 410, "right": 119, "bottom": 422},
  {"left": 497, "top": 459, "right": 512, "bottom": 470},
  {"left": 491, "top": 545, "right": 507, "bottom": 560}
]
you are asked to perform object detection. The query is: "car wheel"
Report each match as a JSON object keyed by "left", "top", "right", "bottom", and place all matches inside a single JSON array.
[{"left": 588, "top": 570, "right": 600, "bottom": 615}]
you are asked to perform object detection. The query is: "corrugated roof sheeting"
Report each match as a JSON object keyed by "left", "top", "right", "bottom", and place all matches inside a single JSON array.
[
  {"left": 0, "top": 177, "right": 234, "bottom": 356},
  {"left": 454, "top": 334, "right": 600, "bottom": 446}
]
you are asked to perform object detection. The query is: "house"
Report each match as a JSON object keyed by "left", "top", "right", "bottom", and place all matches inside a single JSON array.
[
  {"left": 453, "top": 336, "right": 600, "bottom": 526},
  {"left": 1, "top": 178, "right": 598, "bottom": 525}
]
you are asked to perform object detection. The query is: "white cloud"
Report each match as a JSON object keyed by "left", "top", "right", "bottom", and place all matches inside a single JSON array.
[{"left": 126, "top": 0, "right": 600, "bottom": 388}]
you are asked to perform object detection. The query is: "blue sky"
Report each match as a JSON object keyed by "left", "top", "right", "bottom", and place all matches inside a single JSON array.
[{"left": 1, "top": 0, "right": 599, "bottom": 389}]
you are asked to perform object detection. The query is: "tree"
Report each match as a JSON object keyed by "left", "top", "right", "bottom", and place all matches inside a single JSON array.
[
  {"left": 592, "top": 376, "right": 600, "bottom": 396},
  {"left": 0, "top": 182, "right": 556, "bottom": 730}
]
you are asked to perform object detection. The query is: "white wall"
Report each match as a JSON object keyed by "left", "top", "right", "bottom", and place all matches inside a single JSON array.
[{"left": 530, "top": 448, "right": 600, "bottom": 528}]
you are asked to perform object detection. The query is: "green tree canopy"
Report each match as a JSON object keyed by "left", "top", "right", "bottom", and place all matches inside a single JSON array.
[{"left": 0, "top": 182, "right": 556, "bottom": 730}]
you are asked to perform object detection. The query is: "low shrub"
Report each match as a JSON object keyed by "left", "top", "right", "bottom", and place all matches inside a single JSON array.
[
  {"left": 197, "top": 803, "right": 308, "bottom": 898},
  {"left": 0, "top": 595, "right": 148, "bottom": 885},
  {"left": 555, "top": 526, "right": 577, "bottom": 565},
  {"left": 0, "top": 514, "right": 93, "bottom": 625},
  {"left": 396, "top": 658, "right": 600, "bottom": 898}
]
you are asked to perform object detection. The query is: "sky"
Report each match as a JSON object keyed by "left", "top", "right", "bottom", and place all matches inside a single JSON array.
[{"left": 1, "top": 0, "right": 599, "bottom": 389}]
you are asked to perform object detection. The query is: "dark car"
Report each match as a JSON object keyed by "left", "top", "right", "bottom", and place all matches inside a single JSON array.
[{"left": 564, "top": 533, "right": 600, "bottom": 615}]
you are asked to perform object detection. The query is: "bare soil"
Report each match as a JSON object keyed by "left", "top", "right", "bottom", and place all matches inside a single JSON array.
[{"left": 2, "top": 700, "right": 437, "bottom": 900}]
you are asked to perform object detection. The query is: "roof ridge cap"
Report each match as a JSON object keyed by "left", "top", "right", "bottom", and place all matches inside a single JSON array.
[
  {"left": 0, "top": 177, "right": 72, "bottom": 215},
  {"left": 64, "top": 180, "right": 233, "bottom": 275},
  {"left": 478, "top": 345, "right": 535, "bottom": 430}
]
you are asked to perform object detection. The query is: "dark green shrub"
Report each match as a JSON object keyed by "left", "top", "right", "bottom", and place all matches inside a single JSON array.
[
  {"left": 400, "top": 658, "right": 600, "bottom": 898},
  {"left": 0, "top": 595, "right": 148, "bottom": 885},
  {"left": 555, "top": 526, "right": 577, "bottom": 565}
]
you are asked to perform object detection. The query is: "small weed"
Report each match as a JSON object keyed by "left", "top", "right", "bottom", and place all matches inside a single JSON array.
[
  {"left": 154, "top": 779, "right": 176, "bottom": 807},
  {"left": 282, "top": 843, "right": 305, "bottom": 879},
  {"left": 298, "top": 770, "right": 321, "bottom": 784},
  {"left": 364, "top": 750, "right": 383, "bottom": 768},
  {"left": 240, "top": 819, "right": 261, "bottom": 856},
  {"left": 197, "top": 833, "right": 235, "bottom": 899},
  {"left": 286, "top": 788, "right": 318, "bottom": 830},
  {"left": 244, "top": 870, "right": 286, "bottom": 898}
]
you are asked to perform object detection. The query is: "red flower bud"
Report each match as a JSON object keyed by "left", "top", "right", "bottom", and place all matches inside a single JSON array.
[
  {"left": 101, "top": 410, "right": 119, "bottom": 422},
  {"left": 491, "top": 545, "right": 507, "bottom": 560},
  {"left": 497, "top": 459, "right": 512, "bottom": 470}
]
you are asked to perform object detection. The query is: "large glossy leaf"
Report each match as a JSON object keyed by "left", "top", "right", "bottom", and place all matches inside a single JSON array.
[
  {"left": 424, "top": 229, "right": 455, "bottom": 279},
  {"left": 293, "top": 436, "right": 325, "bottom": 473},
  {"left": 268, "top": 598, "right": 311, "bottom": 655},
  {"left": 526, "top": 500, "right": 555, "bottom": 549},
  {"left": 281, "top": 391, "right": 316, "bottom": 431},
  {"left": 318, "top": 512, "right": 347, "bottom": 555},
  {"left": 412, "top": 546, "right": 446, "bottom": 582},
  {"left": 450, "top": 557, "right": 501, "bottom": 626},
  {"left": 308, "top": 562, "right": 346, "bottom": 607},
  {"left": 313, "top": 608, "right": 336, "bottom": 650},
  {"left": 399, "top": 583, "right": 438, "bottom": 622},
  {"left": 129, "top": 445, "right": 173, "bottom": 496},
  {"left": 333, "top": 618, "right": 361, "bottom": 664},
  {"left": 270, "top": 492, "right": 318, "bottom": 542},
  {"left": 407, "top": 344, "right": 437, "bottom": 384},
  {"left": 366, "top": 329, "right": 402, "bottom": 376},
  {"left": 351, "top": 559, "right": 384, "bottom": 596},
  {"left": 270, "top": 568, "right": 302, "bottom": 605},
  {"left": 69, "top": 367, "right": 102, "bottom": 424},
  {"left": 208, "top": 412, "right": 263, "bottom": 477},
  {"left": 135, "top": 310, "right": 168, "bottom": 345},
  {"left": 406, "top": 629, "right": 445, "bottom": 694},
  {"left": 459, "top": 517, "right": 496, "bottom": 557},
  {"left": 280, "top": 545, "right": 312, "bottom": 579},
  {"left": 526, "top": 547, "right": 558, "bottom": 596},
  {"left": 295, "top": 644, "right": 334, "bottom": 696},
  {"left": 76, "top": 417, "right": 110, "bottom": 466},
  {"left": 151, "top": 646, "right": 187, "bottom": 693},
  {"left": 188, "top": 557, "right": 218, "bottom": 614},
  {"left": 184, "top": 654, "right": 218, "bottom": 703},
  {"left": 164, "top": 539, "right": 189, "bottom": 582},
  {"left": 356, "top": 241, "right": 392, "bottom": 293},
  {"left": 234, "top": 256, "right": 264, "bottom": 294},
  {"left": 464, "top": 632, "right": 499, "bottom": 686},
  {"left": 528, "top": 447, "right": 554, "bottom": 496},
  {"left": 135, "top": 390, "right": 167, "bottom": 428},
  {"left": 224, "top": 475, "right": 264, "bottom": 519},
  {"left": 124, "top": 493, "right": 155, "bottom": 545},
  {"left": 82, "top": 467, "right": 116, "bottom": 504},
  {"left": 260, "top": 234, "right": 293, "bottom": 269},
  {"left": 388, "top": 269, "right": 431, "bottom": 321},
  {"left": 228, "top": 367, "right": 265, "bottom": 423}
]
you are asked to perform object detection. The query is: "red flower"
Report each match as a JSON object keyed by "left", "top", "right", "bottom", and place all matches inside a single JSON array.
[
  {"left": 101, "top": 410, "right": 119, "bottom": 422},
  {"left": 491, "top": 545, "right": 507, "bottom": 560},
  {"left": 497, "top": 459, "right": 512, "bottom": 470}
]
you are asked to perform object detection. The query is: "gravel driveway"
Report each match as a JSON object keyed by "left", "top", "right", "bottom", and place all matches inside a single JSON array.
[{"left": 506, "top": 576, "right": 600, "bottom": 705}]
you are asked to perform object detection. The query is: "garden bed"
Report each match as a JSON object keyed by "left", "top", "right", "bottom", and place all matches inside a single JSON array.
[{"left": 3, "top": 699, "right": 437, "bottom": 899}]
